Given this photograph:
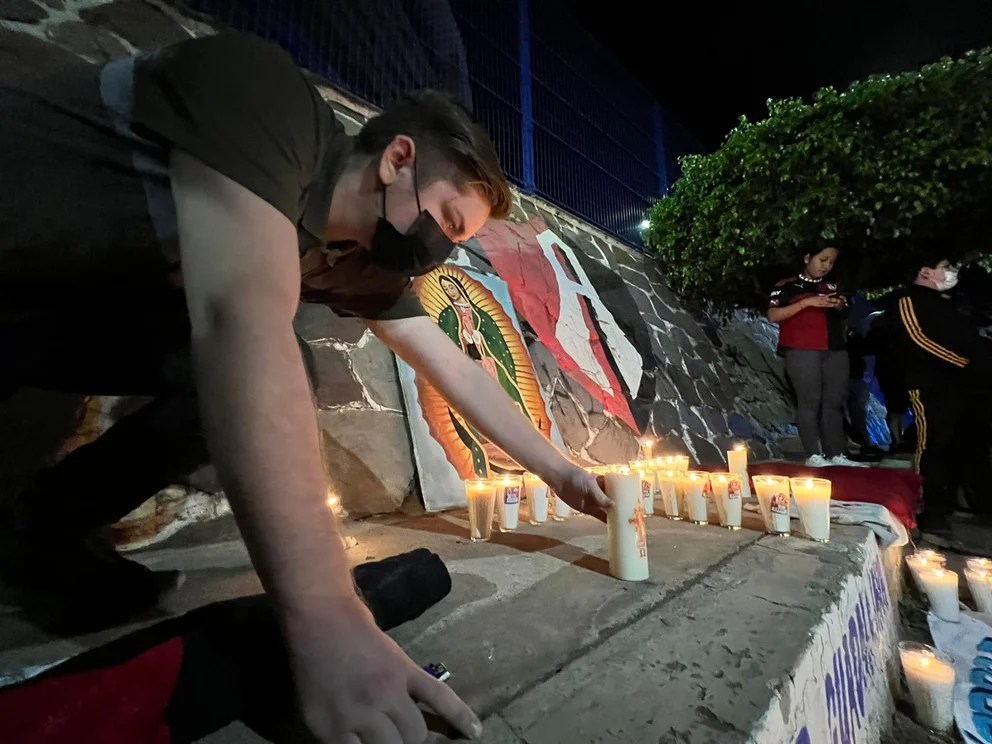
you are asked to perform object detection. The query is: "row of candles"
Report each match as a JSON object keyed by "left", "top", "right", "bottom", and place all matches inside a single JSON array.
[
  {"left": 897, "top": 550, "right": 992, "bottom": 732},
  {"left": 464, "top": 444, "right": 834, "bottom": 584}
]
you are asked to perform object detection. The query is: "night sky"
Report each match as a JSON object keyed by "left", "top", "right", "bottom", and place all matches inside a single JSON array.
[{"left": 569, "top": 0, "right": 992, "bottom": 150}]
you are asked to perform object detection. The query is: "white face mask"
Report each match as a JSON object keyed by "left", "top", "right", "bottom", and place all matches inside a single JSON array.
[{"left": 935, "top": 268, "right": 959, "bottom": 292}]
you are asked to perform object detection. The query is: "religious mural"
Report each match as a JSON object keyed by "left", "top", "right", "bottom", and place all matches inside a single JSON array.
[
  {"left": 475, "top": 217, "right": 643, "bottom": 431},
  {"left": 396, "top": 265, "right": 561, "bottom": 511}
]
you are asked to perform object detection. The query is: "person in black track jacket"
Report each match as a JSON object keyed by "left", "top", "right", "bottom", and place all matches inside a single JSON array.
[{"left": 895, "top": 257, "right": 992, "bottom": 536}]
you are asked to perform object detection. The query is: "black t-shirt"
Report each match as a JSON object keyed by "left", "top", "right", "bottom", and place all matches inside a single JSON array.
[{"left": 0, "top": 32, "right": 423, "bottom": 323}]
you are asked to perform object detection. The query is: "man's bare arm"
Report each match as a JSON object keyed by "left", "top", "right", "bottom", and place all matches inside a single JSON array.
[
  {"left": 370, "top": 316, "right": 568, "bottom": 477},
  {"left": 170, "top": 154, "right": 480, "bottom": 742},
  {"left": 170, "top": 151, "right": 353, "bottom": 613}
]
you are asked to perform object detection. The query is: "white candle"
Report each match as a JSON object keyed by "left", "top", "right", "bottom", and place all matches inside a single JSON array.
[
  {"left": 789, "top": 477, "right": 831, "bottom": 542},
  {"left": 639, "top": 438, "right": 654, "bottom": 460},
  {"left": 604, "top": 470, "right": 649, "bottom": 581},
  {"left": 965, "top": 568, "right": 992, "bottom": 614},
  {"left": 523, "top": 472, "right": 548, "bottom": 525},
  {"left": 967, "top": 557, "right": 992, "bottom": 574},
  {"left": 464, "top": 479, "right": 497, "bottom": 542},
  {"left": 898, "top": 642, "right": 955, "bottom": 732},
  {"left": 551, "top": 488, "right": 572, "bottom": 520},
  {"left": 658, "top": 469, "right": 683, "bottom": 520},
  {"left": 753, "top": 475, "right": 791, "bottom": 535},
  {"left": 906, "top": 551, "right": 947, "bottom": 593},
  {"left": 636, "top": 468, "right": 655, "bottom": 517},
  {"left": 495, "top": 475, "right": 522, "bottom": 532},
  {"left": 683, "top": 471, "right": 709, "bottom": 524},
  {"left": 727, "top": 444, "right": 752, "bottom": 500},
  {"left": 710, "top": 472, "right": 743, "bottom": 529},
  {"left": 918, "top": 568, "right": 960, "bottom": 622}
]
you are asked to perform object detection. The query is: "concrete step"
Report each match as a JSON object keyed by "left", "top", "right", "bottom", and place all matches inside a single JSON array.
[{"left": 0, "top": 510, "right": 903, "bottom": 744}]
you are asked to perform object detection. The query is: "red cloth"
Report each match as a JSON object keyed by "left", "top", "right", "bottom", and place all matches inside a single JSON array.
[
  {"left": 0, "top": 636, "right": 183, "bottom": 744},
  {"left": 750, "top": 463, "right": 922, "bottom": 529}
]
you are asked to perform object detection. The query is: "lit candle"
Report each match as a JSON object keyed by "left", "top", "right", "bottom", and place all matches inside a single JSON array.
[
  {"left": 464, "top": 479, "right": 497, "bottom": 542},
  {"left": 683, "top": 471, "right": 710, "bottom": 525},
  {"left": 710, "top": 472, "right": 743, "bottom": 529},
  {"left": 726, "top": 443, "right": 752, "bottom": 500},
  {"left": 636, "top": 467, "right": 655, "bottom": 517},
  {"left": 639, "top": 437, "right": 654, "bottom": 460},
  {"left": 898, "top": 642, "right": 955, "bottom": 732},
  {"left": 964, "top": 568, "right": 992, "bottom": 614},
  {"left": 604, "top": 470, "right": 649, "bottom": 581},
  {"left": 918, "top": 568, "right": 960, "bottom": 622},
  {"left": 906, "top": 551, "right": 947, "bottom": 593},
  {"left": 495, "top": 474, "right": 522, "bottom": 532},
  {"left": 967, "top": 557, "right": 992, "bottom": 574},
  {"left": 551, "top": 488, "right": 572, "bottom": 520},
  {"left": 789, "top": 477, "right": 832, "bottom": 542},
  {"left": 752, "top": 475, "right": 791, "bottom": 535},
  {"left": 523, "top": 472, "right": 549, "bottom": 526},
  {"left": 676, "top": 455, "right": 690, "bottom": 473},
  {"left": 658, "top": 469, "right": 682, "bottom": 520}
]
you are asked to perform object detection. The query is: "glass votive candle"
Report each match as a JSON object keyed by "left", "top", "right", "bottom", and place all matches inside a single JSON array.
[
  {"left": 898, "top": 642, "right": 955, "bottom": 732},
  {"left": 964, "top": 567, "right": 992, "bottom": 614},
  {"left": 918, "top": 567, "right": 960, "bottom": 622},
  {"left": 604, "top": 469, "right": 649, "bottom": 581},
  {"left": 966, "top": 557, "right": 992, "bottom": 574},
  {"left": 683, "top": 471, "right": 709, "bottom": 525},
  {"left": 658, "top": 469, "right": 682, "bottom": 520},
  {"left": 494, "top": 474, "right": 522, "bottom": 532},
  {"left": 710, "top": 472, "right": 743, "bottom": 530},
  {"left": 464, "top": 479, "right": 497, "bottom": 542},
  {"left": 753, "top": 475, "right": 791, "bottom": 535},
  {"left": 635, "top": 468, "right": 655, "bottom": 517},
  {"left": 906, "top": 551, "right": 947, "bottom": 593},
  {"left": 523, "top": 472, "right": 549, "bottom": 525},
  {"left": 789, "top": 477, "right": 832, "bottom": 542}
]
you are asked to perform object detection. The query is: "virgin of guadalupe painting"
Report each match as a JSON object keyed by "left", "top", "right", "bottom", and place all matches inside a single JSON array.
[{"left": 396, "top": 265, "right": 562, "bottom": 511}]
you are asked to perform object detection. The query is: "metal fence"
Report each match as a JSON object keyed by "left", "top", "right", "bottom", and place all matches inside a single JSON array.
[{"left": 188, "top": 0, "right": 688, "bottom": 247}]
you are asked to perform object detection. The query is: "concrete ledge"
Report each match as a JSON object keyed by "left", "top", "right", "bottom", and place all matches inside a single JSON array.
[{"left": 0, "top": 511, "right": 900, "bottom": 744}]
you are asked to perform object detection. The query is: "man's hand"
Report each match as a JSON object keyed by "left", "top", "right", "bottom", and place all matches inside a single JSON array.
[
  {"left": 546, "top": 464, "right": 612, "bottom": 523},
  {"left": 289, "top": 598, "right": 482, "bottom": 743}
]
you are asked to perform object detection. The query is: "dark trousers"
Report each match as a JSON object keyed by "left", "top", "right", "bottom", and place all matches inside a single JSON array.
[
  {"left": 1, "top": 296, "right": 316, "bottom": 539},
  {"left": 784, "top": 349, "right": 850, "bottom": 458},
  {"left": 909, "top": 387, "right": 970, "bottom": 522}
]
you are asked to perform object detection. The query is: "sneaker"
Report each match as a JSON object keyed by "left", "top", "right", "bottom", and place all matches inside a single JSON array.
[
  {"left": 805, "top": 454, "right": 832, "bottom": 467},
  {"left": 829, "top": 454, "right": 870, "bottom": 468}
]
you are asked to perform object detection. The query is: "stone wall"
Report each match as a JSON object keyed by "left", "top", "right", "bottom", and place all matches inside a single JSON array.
[{"left": 0, "top": 0, "right": 798, "bottom": 540}]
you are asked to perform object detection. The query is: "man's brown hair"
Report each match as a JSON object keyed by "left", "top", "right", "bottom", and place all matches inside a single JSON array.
[{"left": 356, "top": 89, "right": 512, "bottom": 220}]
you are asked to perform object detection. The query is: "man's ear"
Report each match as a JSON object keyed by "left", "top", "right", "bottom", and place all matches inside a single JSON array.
[
  {"left": 919, "top": 267, "right": 934, "bottom": 281},
  {"left": 377, "top": 135, "right": 417, "bottom": 186}
]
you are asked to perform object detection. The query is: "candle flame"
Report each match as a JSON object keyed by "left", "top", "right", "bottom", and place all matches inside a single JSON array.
[
  {"left": 919, "top": 656, "right": 930, "bottom": 667},
  {"left": 733, "top": 443, "right": 745, "bottom": 452},
  {"left": 327, "top": 494, "right": 340, "bottom": 509},
  {"left": 804, "top": 478, "right": 813, "bottom": 488},
  {"left": 717, "top": 475, "right": 727, "bottom": 483}
]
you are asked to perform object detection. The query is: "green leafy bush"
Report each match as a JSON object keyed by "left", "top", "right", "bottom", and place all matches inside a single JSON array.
[{"left": 645, "top": 48, "right": 992, "bottom": 309}]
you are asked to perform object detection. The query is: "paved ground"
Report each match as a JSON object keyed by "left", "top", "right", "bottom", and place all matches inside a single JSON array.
[{"left": 0, "top": 506, "right": 898, "bottom": 743}]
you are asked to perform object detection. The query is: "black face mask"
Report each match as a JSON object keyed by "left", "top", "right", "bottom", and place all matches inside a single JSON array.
[{"left": 368, "top": 162, "right": 456, "bottom": 276}]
